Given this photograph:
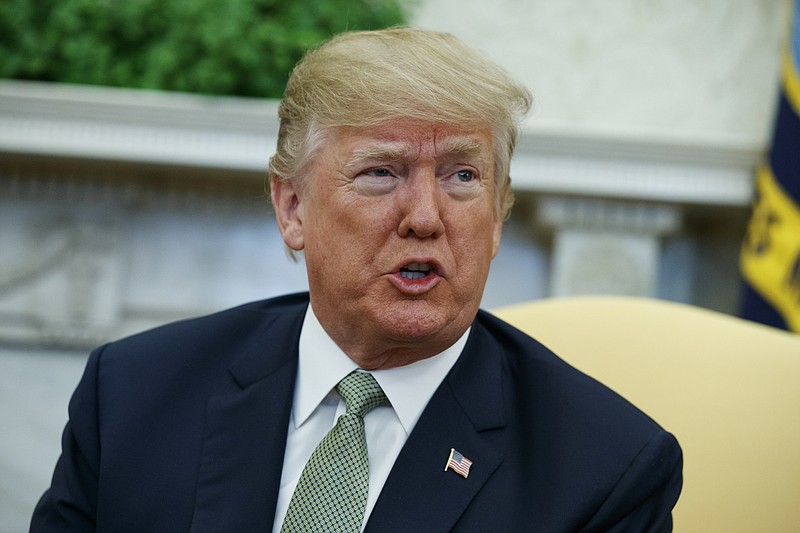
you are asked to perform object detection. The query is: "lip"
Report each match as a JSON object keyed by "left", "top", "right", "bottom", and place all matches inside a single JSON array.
[{"left": 387, "top": 258, "right": 444, "bottom": 295}]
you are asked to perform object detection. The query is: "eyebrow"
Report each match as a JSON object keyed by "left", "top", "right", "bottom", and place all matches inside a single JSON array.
[
  {"left": 435, "top": 136, "right": 491, "bottom": 160},
  {"left": 344, "top": 136, "right": 491, "bottom": 170},
  {"left": 347, "top": 144, "right": 413, "bottom": 166}
]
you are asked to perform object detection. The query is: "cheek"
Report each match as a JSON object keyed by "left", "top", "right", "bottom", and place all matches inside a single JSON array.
[
  {"left": 450, "top": 219, "right": 498, "bottom": 274},
  {"left": 459, "top": 205, "right": 498, "bottom": 246},
  {"left": 305, "top": 204, "right": 384, "bottom": 267}
]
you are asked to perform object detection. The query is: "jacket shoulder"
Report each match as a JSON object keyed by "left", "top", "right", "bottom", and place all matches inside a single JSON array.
[
  {"left": 465, "top": 310, "right": 681, "bottom": 530},
  {"left": 90, "top": 292, "right": 308, "bottom": 383},
  {"left": 106, "top": 292, "right": 307, "bottom": 353},
  {"left": 474, "top": 308, "right": 667, "bottom": 437}
]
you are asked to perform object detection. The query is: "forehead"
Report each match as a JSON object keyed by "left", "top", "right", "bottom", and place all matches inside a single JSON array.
[{"left": 327, "top": 120, "right": 494, "bottom": 163}]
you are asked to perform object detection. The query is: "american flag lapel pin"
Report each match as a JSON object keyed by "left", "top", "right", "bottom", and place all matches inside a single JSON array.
[{"left": 444, "top": 448, "right": 473, "bottom": 479}]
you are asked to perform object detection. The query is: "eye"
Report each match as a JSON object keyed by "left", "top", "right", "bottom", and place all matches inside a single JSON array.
[
  {"left": 441, "top": 166, "right": 483, "bottom": 199},
  {"left": 456, "top": 170, "right": 475, "bottom": 182},
  {"left": 354, "top": 166, "right": 399, "bottom": 196},
  {"left": 368, "top": 168, "right": 392, "bottom": 177}
]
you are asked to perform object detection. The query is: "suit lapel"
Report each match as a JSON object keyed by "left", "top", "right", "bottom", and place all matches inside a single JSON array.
[
  {"left": 365, "top": 321, "right": 506, "bottom": 532},
  {"left": 190, "top": 303, "right": 305, "bottom": 533}
]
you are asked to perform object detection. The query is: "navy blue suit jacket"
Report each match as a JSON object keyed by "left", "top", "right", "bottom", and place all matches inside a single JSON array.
[{"left": 31, "top": 292, "right": 682, "bottom": 532}]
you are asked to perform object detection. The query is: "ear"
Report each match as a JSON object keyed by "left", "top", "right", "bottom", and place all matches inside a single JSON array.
[
  {"left": 270, "top": 174, "right": 305, "bottom": 251},
  {"left": 491, "top": 217, "right": 503, "bottom": 259}
]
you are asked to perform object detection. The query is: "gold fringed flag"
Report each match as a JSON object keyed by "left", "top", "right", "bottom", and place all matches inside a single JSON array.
[{"left": 741, "top": 0, "right": 800, "bottom": 332}]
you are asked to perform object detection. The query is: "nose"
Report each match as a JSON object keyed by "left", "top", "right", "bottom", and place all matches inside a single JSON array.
[{"left": 397, "top": 172, "right": 445, "bottom": 238}]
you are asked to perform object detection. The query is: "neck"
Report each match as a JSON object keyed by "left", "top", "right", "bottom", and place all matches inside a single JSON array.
[{"left": 307, "top": 303, "right": 468, "bottom": 370}]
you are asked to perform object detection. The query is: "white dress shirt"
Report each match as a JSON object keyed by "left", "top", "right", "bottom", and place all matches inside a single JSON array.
[{"left": 271, "top": 304, "right": 468, "bottom": 532}]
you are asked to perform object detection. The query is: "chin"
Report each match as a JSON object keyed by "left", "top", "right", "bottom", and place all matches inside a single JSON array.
[{"left": 379, "top": 301, "right": 471, "bottom": 345}]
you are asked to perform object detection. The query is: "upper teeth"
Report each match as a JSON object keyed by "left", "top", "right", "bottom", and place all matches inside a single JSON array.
[{"left": 400, "top": 262, "right": 431, "bottom": 279}]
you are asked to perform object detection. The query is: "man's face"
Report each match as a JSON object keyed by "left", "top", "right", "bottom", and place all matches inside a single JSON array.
[{"left": 272, "top": 119, "right": 502, "bottom": 368}]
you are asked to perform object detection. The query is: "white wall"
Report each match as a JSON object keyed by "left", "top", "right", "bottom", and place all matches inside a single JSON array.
[{"left": 410, "top": 0, "right": 783, "bottom": 141}]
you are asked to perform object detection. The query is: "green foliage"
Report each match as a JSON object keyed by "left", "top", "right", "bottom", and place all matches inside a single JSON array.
[{"left": 0, "top": 0, "right": 407, "bottom": 97}]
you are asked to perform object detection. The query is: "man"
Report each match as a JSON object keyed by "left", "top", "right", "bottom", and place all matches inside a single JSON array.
[{"left": 31, "top": 28, "right": 682, "bottom": 532}]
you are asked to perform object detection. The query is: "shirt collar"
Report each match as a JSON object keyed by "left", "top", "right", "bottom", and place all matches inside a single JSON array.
[{"left": 293, "top": 304, "right": 468, "bottom": 434}]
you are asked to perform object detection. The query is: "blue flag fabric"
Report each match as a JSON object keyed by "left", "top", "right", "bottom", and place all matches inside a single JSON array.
[{"left": 740, "top": 0, "right": 800, "bottom": 332}]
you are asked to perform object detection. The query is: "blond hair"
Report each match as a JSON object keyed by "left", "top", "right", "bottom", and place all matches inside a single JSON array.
[{"left": 268, "top": 27, "right": 531, "bottom": 219}]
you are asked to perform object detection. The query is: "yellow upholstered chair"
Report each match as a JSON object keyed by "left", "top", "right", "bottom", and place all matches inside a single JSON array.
[{"left": 493, "top": 296, "right": 800, "bottom": 533}]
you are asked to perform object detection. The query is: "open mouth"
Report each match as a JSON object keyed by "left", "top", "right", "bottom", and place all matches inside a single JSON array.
[{"left": 399, "top": 262, "right": 432, "bottom": 280}]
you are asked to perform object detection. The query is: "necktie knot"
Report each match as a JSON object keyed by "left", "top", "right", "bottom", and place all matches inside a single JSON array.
[{"left": 336, "top": 371, "right": 387, "bottom": 418}]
